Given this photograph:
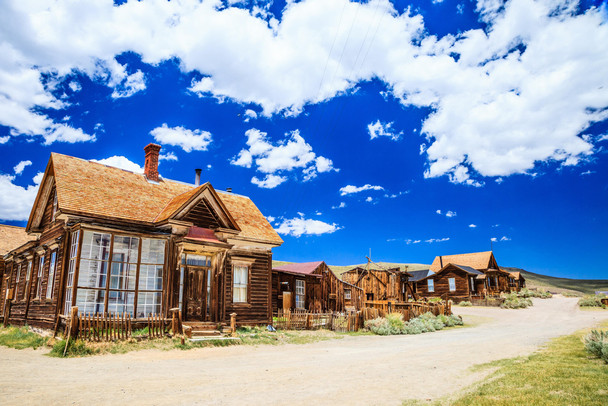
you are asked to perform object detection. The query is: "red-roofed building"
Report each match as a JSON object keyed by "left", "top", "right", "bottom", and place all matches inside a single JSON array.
[
  {"left": 272, "top": 261, "right": 363, "bottom": 312},
  {"left": 2, "top": 144, "right": 283, "bottom": 331}
]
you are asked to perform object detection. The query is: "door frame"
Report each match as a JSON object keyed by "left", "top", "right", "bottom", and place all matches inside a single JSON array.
[{"left": 183, "top": 265, "right": 212, "bottom": 322}]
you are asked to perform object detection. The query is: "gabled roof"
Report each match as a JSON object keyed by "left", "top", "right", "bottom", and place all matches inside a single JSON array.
[
  {"left": 430, "top": 251, "right": 497, "bottom": 272},
  {"left": 414, "top": 263, "right": 484, "bottom": 283},
  {"left": 0, "top": 225, "right": 36, "bottom": 256},
  {"left": 273, "top": 261, "right": 324, "bottom": 276},
  {"left": 27, "top": 153, "right": 282, "bottom": 245},
  {"left": 408, "top": 269, "right": 434, "bottom": 282}
]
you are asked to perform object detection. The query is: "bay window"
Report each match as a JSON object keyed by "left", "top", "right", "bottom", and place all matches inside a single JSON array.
[{"left": 71, "top": 229, "right": 165, "bottom": 316}]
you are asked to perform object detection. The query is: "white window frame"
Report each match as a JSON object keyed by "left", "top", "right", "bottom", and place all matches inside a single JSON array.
[
  {"left": 232, "top": 264, "right": 249, "bottom": 304},
  {"left": 295, "top": 279, "right": 305, "bottom": 309},
  {"left": 470, "top": 277, "right": 475, "bottom": 292},
  {"left": 344, "top": 289, "right": 351, "bottom": 300},
  {"left": 427, "top": 279, "right": 435, "bottom": 293},
  {"left": 448, "top": 277, "right": 456, "bottom": 292},
  {"left": 46, "top": 251, "right": 57, "bottom": 299},
  {"left": 36, "top": 255, "right": 45, "bottom": 299}
]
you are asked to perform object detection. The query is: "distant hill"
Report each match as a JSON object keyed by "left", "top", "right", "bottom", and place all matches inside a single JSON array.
[
  {"left": 502, "top": 267, "right": 608, "bottom": 296},
  {"left": 273, "top": 260, "right": 608, "bottom": 295}
]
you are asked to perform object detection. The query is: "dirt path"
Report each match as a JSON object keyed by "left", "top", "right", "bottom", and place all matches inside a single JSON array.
[{"left": 1, "top": 297, "right": 607, "bottom": 405}]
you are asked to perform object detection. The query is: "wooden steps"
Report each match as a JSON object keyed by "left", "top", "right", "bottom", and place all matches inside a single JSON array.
[{"left": 182, "top": 321, "right": 227, "bottom": 338}]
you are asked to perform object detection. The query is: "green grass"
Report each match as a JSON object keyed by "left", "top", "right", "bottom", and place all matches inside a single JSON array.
[
  {"left": 404, "top": 321, "right": 608, "bottom": 405},
  {"left": 0, "top": 326, "right": 49, "bottom": 350}
]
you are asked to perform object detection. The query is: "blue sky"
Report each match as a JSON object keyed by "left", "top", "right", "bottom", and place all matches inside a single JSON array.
[{"left": 1, "top": 0, "right": 607, "bottom": 279}]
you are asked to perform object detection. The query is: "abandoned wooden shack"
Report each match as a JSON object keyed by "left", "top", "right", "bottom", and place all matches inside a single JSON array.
[
  {"left": 407, "top": 269, "right": 434, "bottom": 297},
  {"left": 413, "top": 263, "right": 485, "bottom": 301},
  {"left": 505, "top": 270, "right": 526, "bottom": 291},
  {"left": 341, "top": 265, "right": 414, "bottom": 302},
  {"left": 272, "top": 261, "right": 363, "bottom": 313},
  {"left": 429, "top": 251, "right": 511, "bottom": 297},
  {"left": 1, "top": 144, "right": 283, "bottom": 333}
]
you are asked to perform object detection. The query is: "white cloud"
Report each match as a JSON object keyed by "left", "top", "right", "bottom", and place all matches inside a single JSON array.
[
  {"left": 13, "top": 160, "right": 32, "bottom": 175},
  {"left": 266, "top": 215, "right": 275, "bottom": 223},
  {"left": 232, "top": 128, "right": 335, "bottom": 187},
  {"left": 251, "top": 174, "right": 287, "bottom": 189},
  {"left": 275, "top": 215, "right": 341, "bottom": 237},
  {"left": 580, "top": 170, "right": 594, "bottom": 176},
  {"left": 469, "top": 224, "right": 477, "bottom": 228},
  {"left": 365, "top": 196, "right": 373, "bottom": 203},
  {"left": 0, "top": 0, "right": 605, "bottom": 183},
  {"left": 384, "top": 190, "right": 409, "bottom": 198},
  {"left": 367, "top": 120, "right": 403, "bottom": 141},
  {"left": 425, "top": 237, "right": 450, "bottom": 243},
  {"left": 243, "top": 109, "right": 258, "bottom": 122},
  {"left": 150, "top": 124, "right": 212, "bottom": 153},
  {"left": 90, "top": 156, "right": 143, "bottom": 173},
  {"left": 332, "top": 202, "right": 346, "bottom": 209},
  {"left": 111, "top": 70, "right": 146, "bottom": 99},
  {"left": 159, "top": 152, "right": 178, "bottom": 162},
  {"left": 491, "top": 237, "right": 497, "bottom": 242},
  {"left": 0, "top": 136, "right": 9, "bottom": 144},
  {"left": 339, "top": 184, "right": 384, "bottom": 196},
  {"left": 437, "top": 209, "right": 457, "bottom": 218},
  {"left": 406, "top": 239, "right": 422, "bottom": 245},
  {"left": 500, "top": 236, "right": 511, "bottom": 241},
  {"left": 0, "top": 172, "right": 42, "bottom": 221},
  {"left": 68, "top": 81, "right": 81, "bottom": 92}
]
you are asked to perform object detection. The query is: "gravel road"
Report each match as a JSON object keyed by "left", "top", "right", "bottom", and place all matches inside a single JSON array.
[{"left": 1, "top": 296, "right": 606, "bottom": 405}]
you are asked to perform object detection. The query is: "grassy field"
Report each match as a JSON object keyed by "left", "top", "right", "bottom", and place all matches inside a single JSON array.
[{"left": 274, "top": 260, "right": 608, "bottom": 294}]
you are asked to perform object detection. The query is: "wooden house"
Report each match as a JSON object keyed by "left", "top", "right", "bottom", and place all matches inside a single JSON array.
[
  {"left": 341, "top": 265, "right": 414, "bottom": 302},
  {"left": 413, "top": 264, "right": 485, "bottom": 301},
  {"left": 272, "top": 261, "right": 363, "bottom": 313},
  {"left": 429, "top": 251, "right": 511, "bottom": 296},
  {"left": 0, "top": 225, "right": 36, "bottom": 317},
  {"left": 504, "top": 270, "right": 526, "bottom": 292},
  {"left": 1, "top": 144, "right": 283, "bottom": 330}
]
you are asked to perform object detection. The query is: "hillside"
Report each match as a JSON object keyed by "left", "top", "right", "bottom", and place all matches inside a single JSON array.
[
  {"left": 273, "top": 261, "right": 608, "bottom": 295},
  {"left": 502, "top": 267, "right": 608, "bottom": 296}
]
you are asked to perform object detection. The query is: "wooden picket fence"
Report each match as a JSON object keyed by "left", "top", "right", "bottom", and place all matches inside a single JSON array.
[
  {"left": 75, "top": 311, "right": 166, "bottom": 341},
  {"left": 274, "top": 310, "right": 360, "bottom": 332},
  {"left": 78, "top": 312, "right": 132, "bottom": 341}
]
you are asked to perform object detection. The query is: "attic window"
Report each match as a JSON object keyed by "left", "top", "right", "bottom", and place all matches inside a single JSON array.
[{"left": 52, "top": 193, "right": 58, "bottom": 220}]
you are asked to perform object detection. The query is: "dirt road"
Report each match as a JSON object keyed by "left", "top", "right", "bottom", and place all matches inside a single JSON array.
[{"left": 1, "top": 297, "right": 607, "bottom": 405}]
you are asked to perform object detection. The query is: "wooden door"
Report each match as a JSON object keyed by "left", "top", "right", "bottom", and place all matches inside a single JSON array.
[{"left": 184, "top": 266, "right": 208, "bottom": 321}]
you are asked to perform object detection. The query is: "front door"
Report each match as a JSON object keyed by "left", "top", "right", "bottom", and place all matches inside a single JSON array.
[{"left": 184, "top": 266, "right": 212, "bottom": 321}]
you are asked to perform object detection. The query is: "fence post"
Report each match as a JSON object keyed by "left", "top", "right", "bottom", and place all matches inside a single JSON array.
[{"left": 230, "top": 313, "right": 237, "bottom": 337}]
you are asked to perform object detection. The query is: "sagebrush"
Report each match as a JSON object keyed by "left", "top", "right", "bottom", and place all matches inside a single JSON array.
[
  {"left": 584, "top": 329, "right": 608, "bottom": 363},
  {"left": 364, "top": 312, "right": 463, "bottom": 336},
  {"left": 578, "top": 294, "right": 607, "bottom": 308}
]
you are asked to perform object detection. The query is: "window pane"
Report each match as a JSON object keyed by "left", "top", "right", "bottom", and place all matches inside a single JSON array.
[
  {"left": 112, "top": 236, "right": 139, "bottom": 264},
  {"left": 75, "top": 289, "right": 105, "bottom": 315},
  {"left": 81, "top": 231, "right": 111, "bottom": 261},
  {"left": 185, "top": 254, "right": 210, "bottom": 267},
  {"left": 46, "top": 251, "right": 57, "bottom": 299},
  {"left": 141, "top": 239, "right": 165, "bottom": 264},
  {"left": 137, "top": 292, "right": 161, "bottom": 317},
  {"left": 78, "top": 259, "right": 108, "bottom": 289},
  {"left": 108, "top": 290, "right": 134, "bottom": 316},
  {"left": 139, "top": 264, "right": 163, "bottom": 291},
  {"left": 109, "top": 262, "right": 137, "bottom": 290}
]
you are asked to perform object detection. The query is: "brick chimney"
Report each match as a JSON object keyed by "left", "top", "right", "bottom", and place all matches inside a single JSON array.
[{"left": 144, "top": 143, "right": 161, "bottom": 182}]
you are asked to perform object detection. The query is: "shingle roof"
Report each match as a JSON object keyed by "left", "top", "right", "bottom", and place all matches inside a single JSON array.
[
  {"left": 0, "top": 225, "right": 36, "bottom": 255},
  {"left": 273, "top": 261, "right": 324, "bottom": 275},
  {"left": 49, "top": 153, "right": 282, "bottom": 245},
  {"left": 430, "top": 251, "right": 495, "bottom": 272}
]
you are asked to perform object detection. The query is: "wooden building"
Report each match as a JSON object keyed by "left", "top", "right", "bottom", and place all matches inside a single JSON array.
[
  {"left": 413, "top": 264, "right": 485, "bottom": 301},
  {"left": 506, "top": 270, "right": 526, "bottom": 291},
  {"left": 341, "top": 265, "right": 414, "bottom": 302},
  {"left": 429, "top": 251, "right": 511, "bottom": 297},
  {"left": 272, "top": 261, "right": 363, "bottom": 313},
  {"left": 0, "top": 225, "right": 36, "bottom": 317},
  {"left": 2, "top": 144, "right": 283, "bottom": 330}
]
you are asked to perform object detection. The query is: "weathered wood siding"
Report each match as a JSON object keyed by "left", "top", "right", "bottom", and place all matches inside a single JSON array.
[
  {"left": 182, "top": 199, "right": 220, "bottom": 229},
  {"left": 342, "top": 268, "right": 405, "bottom": 302},
  {"left": 416, "top": 267, "right": 471, "bottom": 301},
  {"left": 225, "top": 249, "right": 272, "bottom": 325}
]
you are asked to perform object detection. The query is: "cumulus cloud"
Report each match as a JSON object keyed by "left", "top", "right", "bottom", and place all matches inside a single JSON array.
[
  {"left": 150, "top": 124, "right": 212, "bottom": 153},
  {"left": 0, "top": 136, "right": 9, "bottom": 144},
  {"left": 232, "top": 128, "right": 335, "bottom": 187},
  {"left": 159, "top": 152, "right": 178, "bottom": 162},
  {"left": 491, "top": 236, "right": 511, "bottom": 242},
  {"left": 332, "top": 202, "right": 346, "bottom": 209},
  {"left": 275, "top": 215, "right": 341, "bottom": 237},
  {"left": 0, "top": 0, "right": 606, "bottom": 183},
  {"left": 251, "top": 174, "right": 287, "bottom": 189},
  {"left": 90, "top": 156, "right": 143, "bottom": 173},
  {"left": 339, "top": 184, "right": 384, "bottom": 196},
  {"left": 469, "top": 224, "right": 477, "bottom": 228},
  {"left": 13, "top": 160, "right": 32, "bottom": 175},
  {"left": 243, "top": 109, "right": 258, "bottom": 122},
  {"left": 367, "top": 120, "right": 403, "bottom": 141},
  {"left": 0, "top": 172, "right": 42, "bottom": 221}
]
